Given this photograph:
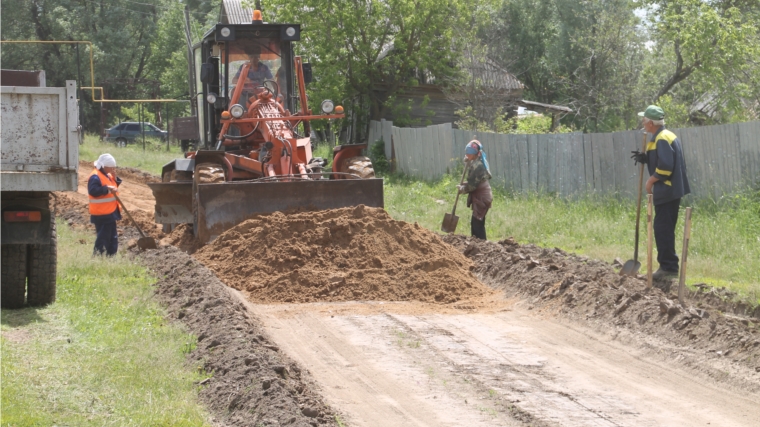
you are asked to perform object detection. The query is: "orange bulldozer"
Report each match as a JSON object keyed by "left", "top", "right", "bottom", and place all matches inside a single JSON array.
[{"left": 148, "top": 6, "right": 382, "bottom": 243}]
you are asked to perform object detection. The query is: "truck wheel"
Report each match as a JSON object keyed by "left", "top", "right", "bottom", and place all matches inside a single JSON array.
[
  {"left": 26, "top": 214, "right": 57, "bottom": 306},
  {"left": 1, "top": 244, "right": 28, "bottom": 309},
  {"left": 192, "top": 163, "right": 226, "bottom": 238},
  {"left": 115, "top": 138, "right": 127, "bottom": 148},
  {"left": 343, "top": 156, "right": 376, "bottom": 179}
]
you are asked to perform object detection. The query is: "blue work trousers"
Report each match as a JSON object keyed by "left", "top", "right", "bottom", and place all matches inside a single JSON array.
[
  {"left": 94, "top": 221, "right": 119, "bottom": 256},
  {"left": 654, "top": 198, "right": 681, "bottom": 272}
]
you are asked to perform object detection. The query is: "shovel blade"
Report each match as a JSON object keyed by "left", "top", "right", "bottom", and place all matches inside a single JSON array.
[
  {"left": 441, "top": 213, "right": 459, "bottom": 233},
  {"left": 619, "top": 259, "right": 641, "bottom": 277},
  {"left": 137, "top": 237, "right": 157, "bottom": 250}
]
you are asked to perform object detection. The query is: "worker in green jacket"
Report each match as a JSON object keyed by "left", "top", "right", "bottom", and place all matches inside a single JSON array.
[{"left": 631, "top": 105, "right": 691, "bottom": 280}]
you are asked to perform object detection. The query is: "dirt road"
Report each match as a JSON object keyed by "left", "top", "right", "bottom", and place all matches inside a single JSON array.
[{"left": 250, "top": 301, "right": 759, "bottom": 427}]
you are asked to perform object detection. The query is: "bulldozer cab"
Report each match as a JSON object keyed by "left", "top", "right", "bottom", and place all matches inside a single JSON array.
[
  {"left": 149, "top": 7, "right": 383, "bottom": 244},
  {"left": 195, "top": 22, "right": 303, "bottom": 148}
]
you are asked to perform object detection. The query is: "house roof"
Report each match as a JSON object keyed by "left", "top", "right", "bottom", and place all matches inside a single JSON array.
[
  {"left": 466, "top": 56, "right": 524, "bottom": 91},
  {"left": 220, "top": 0, "right": 253, "bottom": 24}
]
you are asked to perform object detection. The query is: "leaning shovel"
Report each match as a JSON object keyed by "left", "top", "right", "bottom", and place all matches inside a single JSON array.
[
  {"left": 441, "top": 164, "right": 469, "bottom": 233},
  {"left": 620, "top": 133, "right": 648, "bottom": 276},
  {"left": 113, "top": 193, "right": 157, "bottom": 250}
]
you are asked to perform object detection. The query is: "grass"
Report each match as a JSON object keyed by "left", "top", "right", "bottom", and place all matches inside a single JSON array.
[
  {"left": 79, "top": 133, "right": 185, "bottom": 176},
  {"left": 383, "top": 171, "right": 760, "bottom": 305},
  {"left": 0, "top": 221, "right": 211, "bottom": 426}
]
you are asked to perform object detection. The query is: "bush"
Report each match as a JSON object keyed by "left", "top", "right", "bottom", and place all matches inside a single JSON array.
[{"left": 369, "top": 140, "right": 390, "bottom": 175}]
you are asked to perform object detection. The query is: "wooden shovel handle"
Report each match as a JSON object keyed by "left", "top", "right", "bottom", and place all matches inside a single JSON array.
[
  {"left": 450, "top": 164, "right": 469, "bottom": 217},
  {"left": 646, "top": 194, "right": 654, "bottom": 289},
  {"left": 677, "top": 207, "right": 693, "bottom": 305},
  {"left": 112, "top": 193, "right": 147, "bottom": 239},
  {"left": 633, "top": 132, "right": 647, "bottom": 261}
]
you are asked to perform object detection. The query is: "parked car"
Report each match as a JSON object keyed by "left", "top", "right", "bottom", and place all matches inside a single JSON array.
[{"left": 104, "top": 122, "right": 168, "bottom": 147}]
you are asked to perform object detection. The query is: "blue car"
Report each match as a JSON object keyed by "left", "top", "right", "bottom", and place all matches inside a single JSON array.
[{"left": 104, "top": 122, "right": 168, "bottom": 147}]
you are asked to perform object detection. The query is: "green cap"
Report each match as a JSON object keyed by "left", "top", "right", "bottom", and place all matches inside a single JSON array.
[{"left": 638, "top": 105, "right": 665, "bottom": 120}]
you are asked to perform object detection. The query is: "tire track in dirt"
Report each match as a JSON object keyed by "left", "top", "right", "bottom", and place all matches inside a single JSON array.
[{"left": 253, "top": 304, "right": 760, "bottom": 427}]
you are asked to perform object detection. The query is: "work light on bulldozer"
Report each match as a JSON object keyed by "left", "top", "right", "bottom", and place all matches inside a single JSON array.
[{"left": 148, "top": 4, "right": 383, "bottom": 243}]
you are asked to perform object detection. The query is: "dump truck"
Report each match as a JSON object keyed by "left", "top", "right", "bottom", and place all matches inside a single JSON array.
[
  {"left": 1, "top": 70, "right": 80, "bottom": 309},
  {"left": 148, "top": 4, "right": 383, "bottom": 243}
]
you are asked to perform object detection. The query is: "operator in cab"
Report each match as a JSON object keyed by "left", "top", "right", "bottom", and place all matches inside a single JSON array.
[
  {"left": 88, "top": 153, "right": 122, "bottom": 256},
  {"left": 232, "top": 46, "right": 273, "bottom": 88}
]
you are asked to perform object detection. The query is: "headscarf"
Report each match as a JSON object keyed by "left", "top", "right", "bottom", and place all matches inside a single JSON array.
[
  {"left": 465, "top": 140, "right": 490, "bottom": 174},
  {"left": 94, "top": 153, "right": 116, "bottom": 169}
]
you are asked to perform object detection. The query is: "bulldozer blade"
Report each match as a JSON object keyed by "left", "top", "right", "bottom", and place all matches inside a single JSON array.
[
  {"left": 441, "top": 212, "right": 459, "bottom": 233},
  {"left": 196, "top": 178, "right": 384, "bottom": 243},
  {"left": 147, "top": 182, "right": 194, "bottom": 224},
  {"left": 619, "top": 259, "right": 641, "bottom": 277}
]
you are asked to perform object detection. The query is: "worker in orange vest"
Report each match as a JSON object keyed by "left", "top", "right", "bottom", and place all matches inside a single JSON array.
[{"left": 88, "top": 153, "right": 122, "bottom": 256}]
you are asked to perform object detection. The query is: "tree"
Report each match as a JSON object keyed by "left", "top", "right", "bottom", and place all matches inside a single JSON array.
[
  {"left": 0, "top": 0, "right": 212, "bottom": 130},
  {"left": 267, "top": 0, "right": 472, "bottom": 129}
]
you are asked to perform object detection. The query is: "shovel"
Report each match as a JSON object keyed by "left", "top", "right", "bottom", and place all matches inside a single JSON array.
[
  {"left": 113, "top": 193, "right": 157, "bottom": 250},
  {"left": 441, "top": 164, "right": 469, "bottom": 233},
  {"left": 620, "top": 132, "right": 648, "bottom": 277}
]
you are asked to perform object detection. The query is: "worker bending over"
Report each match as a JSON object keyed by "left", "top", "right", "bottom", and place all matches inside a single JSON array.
[
  {"left": 88, "top": 154, "right": 122, "bottom": 256},
  {"left": 458, "top": 140, "right": 493, "bottom": 240},
  {"left": 631, "top": 105, "right": 691, "bottom": 280}
]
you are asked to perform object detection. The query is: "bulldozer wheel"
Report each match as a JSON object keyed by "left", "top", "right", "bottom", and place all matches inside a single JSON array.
[
  {"left": 192, "top": 163, "right": 227, "bottom": 237},
  {"left": 195, "top": 163, "right": 226, "bottom": 184},
  {"left": 343, "top": 156, "right": 375, "bottom": 179}
]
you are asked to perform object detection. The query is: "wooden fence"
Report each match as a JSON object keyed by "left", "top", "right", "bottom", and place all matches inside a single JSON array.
[{"left": 367, "top": 120, "right": 760, "bottom": 199}]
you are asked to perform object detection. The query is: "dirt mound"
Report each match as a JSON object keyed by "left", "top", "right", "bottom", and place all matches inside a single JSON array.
[
  {"left": 161, "top": 224, "right": 204, "bottom": 254},
  {"left": 444, "top": 235, "right": 760, "bottom": 391},
  {"left": 195, "top": 206, "right": 492, "bottom": 304},
  {"left": 142, "top": 247, "right": 341, "bottom": 427}
]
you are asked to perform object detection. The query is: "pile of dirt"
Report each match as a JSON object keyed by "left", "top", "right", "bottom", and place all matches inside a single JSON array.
[
  {"left": 161, "top": 223, "right": 204, "bottom": 254},
  {"left": 195, "top": 206, "right": 492, "bottom": 304},
  {"left": 142, "top": 247, "right": 340, "bottom": 427},
  {"left": 443, "top": 235, "right": 760, "bottom": 390}
]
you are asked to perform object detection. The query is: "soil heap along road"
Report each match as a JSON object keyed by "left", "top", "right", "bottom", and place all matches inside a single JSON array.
[{"left": 195, "top": 205, "right": 494, "bottom": 304}]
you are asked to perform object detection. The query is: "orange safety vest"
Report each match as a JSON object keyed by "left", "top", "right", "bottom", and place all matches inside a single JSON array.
[{"left": 88, "top": 169, "right": 120, "bottom": 215}]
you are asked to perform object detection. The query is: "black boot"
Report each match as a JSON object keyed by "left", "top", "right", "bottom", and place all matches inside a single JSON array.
[{"left": 471, "top": 216, "right": 487, "bottom": 240}]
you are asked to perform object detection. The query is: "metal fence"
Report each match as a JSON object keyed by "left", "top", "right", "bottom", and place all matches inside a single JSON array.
[{"left": 368, "top": 120, "right": 760, "bottom": 199}]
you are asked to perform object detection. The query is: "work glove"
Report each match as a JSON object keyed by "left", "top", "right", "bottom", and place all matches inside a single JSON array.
[
  {"left": 457, "top": 184, "right": 466, "bottom": 194},
  {"left": 630, "top": 150, "right": 647, "bottom": 165}
]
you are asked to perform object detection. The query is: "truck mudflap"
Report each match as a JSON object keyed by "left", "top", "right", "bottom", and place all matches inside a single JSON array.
[{"left": 148, "top": 178, "right": 384, "bottom": 243}]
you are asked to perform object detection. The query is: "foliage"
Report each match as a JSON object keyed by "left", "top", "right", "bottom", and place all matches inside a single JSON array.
[
  {"left": 369, "top": 140, "right": 391, "bottom": 175},
  {"left": 0, "top": 0, "right": 211, "bottom": 131},
  {"left": 455, "top": 106, "right": 573, "bottom": 134},
  {"left": 486, "top": 0, "right": 760, "bottom": 130},
  {"left": 268, "top": 0, "right": 472, "bottom": 130},
  {"left": 1, "top": 223, "right": 211, "bottom": 426}
]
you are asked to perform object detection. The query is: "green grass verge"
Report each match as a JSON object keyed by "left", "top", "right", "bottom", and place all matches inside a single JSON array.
[
  {"left": 79, "top": 133, "right": 185, "bottom": 176},
  {"left": 383, "top": 172, "right": 760, "bottom": 305},
  {"left": 1, "top": 222, "right": 211, "bottom": 426}
]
